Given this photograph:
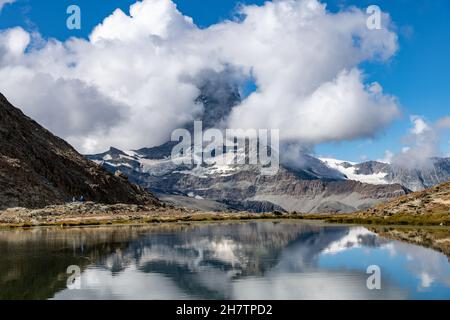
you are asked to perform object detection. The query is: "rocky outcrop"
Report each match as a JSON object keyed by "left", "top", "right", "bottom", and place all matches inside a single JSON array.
[
  {"left": 0, "top": 93, "right": 160, "bottom": 210},
  {"left": 365, "top": 179, "right": 450, "bottom": 216}
]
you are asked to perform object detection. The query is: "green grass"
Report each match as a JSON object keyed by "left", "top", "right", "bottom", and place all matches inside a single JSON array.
[
  {"left": 1, "top": 211, "right": 448, "bottom": 229},
  {"left": 308, "top": 213, "right": 450, "bottom": 226}
]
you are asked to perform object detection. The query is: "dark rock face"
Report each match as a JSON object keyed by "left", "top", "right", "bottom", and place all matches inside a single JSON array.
[
  {"left": 0, "top": 93, "right": 160, "bottom": 210},
  {"left": 191, "top": 78, "right": 241, "bottom": 130},
  {"left": 354, "top": 161, "right": 390, "bottom": 175}
]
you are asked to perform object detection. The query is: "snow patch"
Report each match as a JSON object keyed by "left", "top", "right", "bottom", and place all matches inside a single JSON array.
[
  {"left": 320, "top": 158, "right": 388, "bottom": 185},
  {"left": 124, "top": 150, "right": 138, "bottom": 157}
]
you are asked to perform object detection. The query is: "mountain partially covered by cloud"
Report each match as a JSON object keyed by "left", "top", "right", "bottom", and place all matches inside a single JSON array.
[{"left": 0, "top": 0, "right": 400, "bottom": 153}]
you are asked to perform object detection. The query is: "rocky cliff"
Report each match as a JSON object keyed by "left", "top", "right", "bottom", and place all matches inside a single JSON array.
[{"left": 0, "top": 93, "right": 160, "bottom": 210}]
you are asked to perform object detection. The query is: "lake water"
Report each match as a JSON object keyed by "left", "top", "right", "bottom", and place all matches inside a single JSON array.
[{"left": 0, "top": 221, "right": 449, "bottom": 300}]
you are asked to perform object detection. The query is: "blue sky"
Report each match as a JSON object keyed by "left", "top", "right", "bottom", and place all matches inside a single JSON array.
[{"left": 0, "top": 0, "right": 449, "bottom": 161}]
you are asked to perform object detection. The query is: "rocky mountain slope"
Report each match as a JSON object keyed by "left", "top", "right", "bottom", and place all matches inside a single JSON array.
[
  {"left": 0, "top": 93, "right": 159, "bottom": 210},
  {"left": 365, "top": 180, "right": 450, "bottom": 217},
  {"left": 321, "top": 158, "right": 450, "bottom": 192},
  {"left": 88, "top": 145, "right": 409, "bottom": 213},
  {"left": 89, "top": 136, "right": 447, "bottom": 215}
]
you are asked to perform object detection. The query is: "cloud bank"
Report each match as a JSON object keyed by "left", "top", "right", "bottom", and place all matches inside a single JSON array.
[
  {"left": 0, "top": 0, "right": 400, "bottom": 153},
  {"left": 389, "top": 115, "right": 450, "bottom": 168}
]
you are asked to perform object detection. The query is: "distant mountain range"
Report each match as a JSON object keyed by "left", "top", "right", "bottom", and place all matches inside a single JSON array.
[
  {"left": 87, "top": 79, "right": 450, "bottom": 213},
  {"left": 0, "top": 93, "right": 159, "bottom": 210},
  {"left": 88, "top": 143, "right": 450, "bottom": 214},
  {"left": 320, "top": 157, "right": 450, "bottom": 192},
  {"left": 88, "top": 143, "right": 409, "bottom": 212}
]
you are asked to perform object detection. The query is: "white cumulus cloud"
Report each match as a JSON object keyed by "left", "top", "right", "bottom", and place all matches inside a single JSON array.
[
  {"left": 391, "top": 115, "right": 450, "bottom": 169},
  {"left": 0, "top": 0, "right": 400, "bottom": 153}
]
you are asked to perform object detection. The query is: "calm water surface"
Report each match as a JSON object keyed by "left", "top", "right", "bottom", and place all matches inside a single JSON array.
[{"left": 0, "top": 221, "right": 449, "bottom": 300}]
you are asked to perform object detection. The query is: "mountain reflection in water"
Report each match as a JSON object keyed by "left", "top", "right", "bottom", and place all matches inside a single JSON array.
[{"left": 0, "top": 221, "right": 448, "bottom": 300}]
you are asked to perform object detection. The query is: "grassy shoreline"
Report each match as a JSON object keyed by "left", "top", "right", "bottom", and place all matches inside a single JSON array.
[
  {"left": 0, "top": 210, "right": 448, "bottom": 229},
  {"left": 307, "top": 213, "right": 449, "bottom": 226},
  {"left": 0, "top": 212, "right": 302, "bottom": 229}
]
